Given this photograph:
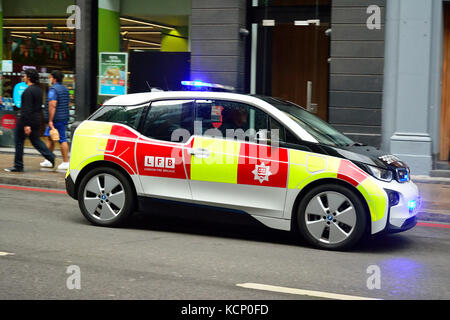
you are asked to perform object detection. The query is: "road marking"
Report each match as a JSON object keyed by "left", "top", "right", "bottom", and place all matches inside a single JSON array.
[
  {"left": 417, "top": 222, "right": 450, "bottom": 229},
  {"left": 0, "top": 252, "right": 15, "bottom": 256},
  {"left": 236, "top": 283, "right": 380, "bottom": 300},
  {"left": 0, "top": 184, "right": 66, "bottom": 194}
]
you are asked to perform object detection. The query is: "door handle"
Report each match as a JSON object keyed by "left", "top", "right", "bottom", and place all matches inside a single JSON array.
[
  {"left": 307, "top": 81, "right": 312, "bottom": 111},
  {"left": 188, "top": 148, "right": 211, "bottom": 158},
  {"left": 306, "top": 81, "right": 318, "bottom": 113}
]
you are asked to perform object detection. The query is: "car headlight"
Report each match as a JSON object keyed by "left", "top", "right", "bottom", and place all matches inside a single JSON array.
[
  {"left": 396, "top": 168, "right": 410, "bottom": 183},
  {"left": 365, "top": 165, "right": 393, "bottom": 182}
]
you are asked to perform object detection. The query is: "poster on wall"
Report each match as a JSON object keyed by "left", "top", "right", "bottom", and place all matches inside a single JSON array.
[
  {"left": 99, "top": 52, "right": 128, "bottom": 96},
  {"left": 2, "top": 60, "right": 13, "bottom": 73}
]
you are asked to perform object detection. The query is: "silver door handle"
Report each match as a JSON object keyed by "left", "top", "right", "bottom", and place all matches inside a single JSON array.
[
  {"left": 307, "top": 81, "right": 312, "bottom": 111},
  {"left": 306, "top": 81, "right": 318, "bottom": 113},
  {"left": 187, "top": 148, "right": 211, "bottom": 158}
]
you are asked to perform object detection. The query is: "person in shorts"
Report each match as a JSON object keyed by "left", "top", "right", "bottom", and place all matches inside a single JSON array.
[{"left": 41, "top": 70, "right": 71, "bottom": 171}]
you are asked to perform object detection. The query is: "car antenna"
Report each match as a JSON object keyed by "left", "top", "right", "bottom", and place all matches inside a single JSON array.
[
  {"left": 164, "top": 76, "right": 169, "bottom": 91},
  {"left": 145, "top": 81, "right": 152, "bottom": 91}
]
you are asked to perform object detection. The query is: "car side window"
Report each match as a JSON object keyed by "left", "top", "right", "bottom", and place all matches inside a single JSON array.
[
  {"left": 195, "top": 99, "right": 268, "bottom": 142},
  {"left": 270, "top": 116, "right": 312, "bottom": 151},
  {"left": 90, "top": 105, "right": 146, "bottom": 130},
  {"left": 269, "top": 117, "right": 286, "bottom": 143},
  {"left": 286, "top": 129, "right": 302, "bottom": 145},
  {"left": 142, "top": 100, "right": 194, "bottom": 143}
]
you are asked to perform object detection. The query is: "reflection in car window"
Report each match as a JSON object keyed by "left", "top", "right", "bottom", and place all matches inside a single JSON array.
[
  {"left": 257, "top": 96, "right": 355, "bottom": 147},
  {"left": 143, "top": 100, "right": 194, "bottom": 142},
  {"left": 90, "top": 105, "right": 145, "bottom": 130},
  {"left": 195, "top": 100, "right": 268, "bottom": 142}
]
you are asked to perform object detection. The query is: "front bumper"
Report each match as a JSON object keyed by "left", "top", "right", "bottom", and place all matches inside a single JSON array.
[
  {"left": 382, "top": 180, "right": 420, "bottom": 234},
  {"left": 385, "top": 215, "right": 418, "bottom": 233},
  {"left": 65, "top": 174, "right": 77, "bottom": 200}
]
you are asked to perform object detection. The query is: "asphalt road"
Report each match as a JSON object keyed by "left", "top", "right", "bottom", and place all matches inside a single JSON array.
[{"left": 0, "top": 186, "right": 449, "bottom": 300}]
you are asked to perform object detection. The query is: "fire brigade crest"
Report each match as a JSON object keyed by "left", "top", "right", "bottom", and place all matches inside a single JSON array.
[{"left": 252, "top": 162, "right": 272, "bottom": 183}]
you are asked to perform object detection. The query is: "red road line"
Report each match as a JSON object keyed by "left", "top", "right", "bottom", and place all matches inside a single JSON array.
[
  {"left": 0, "top": 184, "right": 66, "bottom": 194},
  {"left": 417, "top": 222, "right": 450, "bottom": 229}
]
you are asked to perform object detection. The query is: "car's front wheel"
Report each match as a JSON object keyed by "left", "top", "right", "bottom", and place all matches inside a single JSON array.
[
  {"left": 77, "top": 167, "right": 135, "bottom": 227},
  {"left": 297, "top": 184, "right": 368, "bottom": 250}
]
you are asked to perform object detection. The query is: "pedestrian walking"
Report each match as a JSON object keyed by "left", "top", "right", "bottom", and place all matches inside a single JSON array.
[
  {"left": 40, "top": 70, "right": 71, "bottom": 171},
  {"left": 4, "top": 69, "right": 55, "bottom": 172}
]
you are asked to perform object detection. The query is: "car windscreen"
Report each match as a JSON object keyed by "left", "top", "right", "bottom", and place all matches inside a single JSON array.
[{"left": 257, "top": 96, "right": 355, "bottom": 147}]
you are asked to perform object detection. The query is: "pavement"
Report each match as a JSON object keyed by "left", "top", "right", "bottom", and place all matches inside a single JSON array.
[
  {"left": 0, "top": 148, "right": 67, "bottom": 189},
  {"left": 0, "top": 147, "right": 449, "bottom": 222}
]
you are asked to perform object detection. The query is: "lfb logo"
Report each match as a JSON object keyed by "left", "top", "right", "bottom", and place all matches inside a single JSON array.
[
  {"left": 145, "top": 156, "right": 175, "bottom": 169},
  {"left": 252, "top": 163, "right": 272, "bottom": 183}
]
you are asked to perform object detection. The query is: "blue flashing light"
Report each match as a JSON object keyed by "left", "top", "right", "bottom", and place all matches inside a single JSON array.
[
  {"left": 181, "top": 80, "right": 235, "bottom": 92},
  {"left": 193, "top": 81, "right": 206, "bottom": 87},
  {"left": 408, "top": 200, "right": 417, "bottom": 213},
  {"left": 181, "top": 80, "right": 212, "bottom": 88}
]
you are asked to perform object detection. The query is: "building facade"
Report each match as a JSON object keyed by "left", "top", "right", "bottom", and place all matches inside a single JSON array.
[{"left": 191, "top": 0, "right": 448, "bottom": 176}]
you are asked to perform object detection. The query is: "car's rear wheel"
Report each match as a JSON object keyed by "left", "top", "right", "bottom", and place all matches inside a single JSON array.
[
  {"left": 78, "top": 167, "right": 135, "bottom": 227},
  {"left": 297, "top": 184, "right": 368, "bottom": 250}
]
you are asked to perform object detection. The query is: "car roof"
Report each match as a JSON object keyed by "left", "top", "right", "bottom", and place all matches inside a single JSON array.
[
  {"left": 102, "top": 91, "right": 266, "bottom": 107},
  {"left": 101, "top": 91, "right": 318, "bottom": 143}
]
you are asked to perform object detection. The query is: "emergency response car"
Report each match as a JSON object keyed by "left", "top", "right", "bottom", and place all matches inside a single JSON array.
[{"left": 65, "top": 91, "right": 420, "bottom": 250}]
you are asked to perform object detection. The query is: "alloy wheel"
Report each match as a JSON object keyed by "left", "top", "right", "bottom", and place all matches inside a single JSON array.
[
  {"left": 83, "top": 173, "right": 126, "bottom": 222},
  {"left": 304, "top": 191, "right": 357, "bottom": 245}
]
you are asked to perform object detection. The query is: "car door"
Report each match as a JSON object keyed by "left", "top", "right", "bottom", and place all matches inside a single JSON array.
[
  {"left": 187, "top": 99, "right": 289, "bottom": 218},
  {"left": 135, "top": 99, "right": 195, "bottom": 201}
]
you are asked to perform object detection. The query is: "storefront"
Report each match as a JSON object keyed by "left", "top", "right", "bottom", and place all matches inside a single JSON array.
[
  {"left": 0, "top": 3, "right": 77, "bottom": 147},
  {"left": 0, "top": 0, "right": 191, "bottom": 147}
]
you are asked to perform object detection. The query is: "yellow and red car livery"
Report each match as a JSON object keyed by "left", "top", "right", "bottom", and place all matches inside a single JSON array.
[{"left": 66, "top": 91, "right": 420, "bottom": 250}]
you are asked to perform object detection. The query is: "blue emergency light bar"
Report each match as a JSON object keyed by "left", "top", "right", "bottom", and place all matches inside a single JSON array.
[{"left": 181, "top": 80, "right": 235, "bottom": 92}]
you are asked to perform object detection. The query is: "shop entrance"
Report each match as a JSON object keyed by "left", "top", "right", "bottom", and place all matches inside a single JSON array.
[
  {"left": 441, "top": 3, "right": 450, "bottom": 161},
  {"left": 250, "top": 0, "right": 331, "bottom": 121}
]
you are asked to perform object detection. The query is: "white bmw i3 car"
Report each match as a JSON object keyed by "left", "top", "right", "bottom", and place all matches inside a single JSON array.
[{"left": 66, "top": 91, "right": 420, "bottom": 250}]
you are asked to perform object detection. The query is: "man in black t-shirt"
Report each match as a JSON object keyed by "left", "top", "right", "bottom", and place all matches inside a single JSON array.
[{"left": 5, "top": 69, "right": 55, "bottom": 172}]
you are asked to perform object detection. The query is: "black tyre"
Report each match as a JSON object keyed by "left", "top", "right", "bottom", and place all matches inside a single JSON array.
[
  {"left": 297, "top": 184, "right": 368, "bottom": 250},
  {"left": 77, "top": 167, "right": 135, "bottom": 227}
]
